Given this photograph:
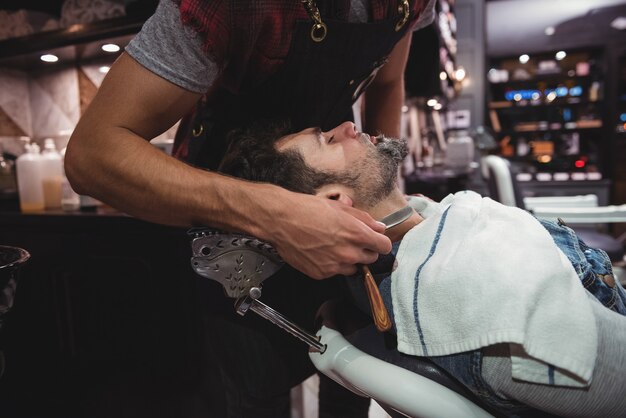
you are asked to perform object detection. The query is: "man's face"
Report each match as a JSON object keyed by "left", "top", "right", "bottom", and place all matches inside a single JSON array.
[{"left": 276, "top": 121, "right": 408, "bottom": 209}]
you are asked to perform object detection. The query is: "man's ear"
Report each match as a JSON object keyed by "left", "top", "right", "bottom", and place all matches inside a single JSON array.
[{"left": 316, "top": 185, "right": 354, "bottom": 207}]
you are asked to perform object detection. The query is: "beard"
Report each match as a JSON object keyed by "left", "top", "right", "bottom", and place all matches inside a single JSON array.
[
  {"left": 374, "top": 135, "right": 409, "bottom": 170},
  {"left": 325, "top": 135, "right": 408, "bottom": 210}
]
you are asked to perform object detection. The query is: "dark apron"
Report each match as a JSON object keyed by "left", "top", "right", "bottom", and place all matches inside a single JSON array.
[
  {"left": 185, "top": 2, "right": 415, "bottom": 170},
  {"left": 188, "top": 0, "right": 417, "bottom": 354},
  {"left": 188, "top": 6, "right": 417, "bottom": 413}
]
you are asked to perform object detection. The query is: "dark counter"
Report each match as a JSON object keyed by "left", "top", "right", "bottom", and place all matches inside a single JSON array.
[{"left": 0, "top": 209, "right": 223, "bottom": 417}]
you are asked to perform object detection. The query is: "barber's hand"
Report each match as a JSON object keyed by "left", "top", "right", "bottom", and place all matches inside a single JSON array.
[{"left": 266, "top": 194, "right": 392, "bottom": 280}]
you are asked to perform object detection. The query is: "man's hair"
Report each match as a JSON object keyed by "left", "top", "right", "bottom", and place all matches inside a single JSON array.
[{"left": 218, "top": 120, "right": 353, "bottom": 194}]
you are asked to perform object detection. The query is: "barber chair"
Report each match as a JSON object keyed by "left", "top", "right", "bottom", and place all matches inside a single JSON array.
[
  {"left": 188, "top": 229, "right": 495, "bottom": 418},
  {"left": 481, "top": 155, "right": 626, "bottom": 271}
]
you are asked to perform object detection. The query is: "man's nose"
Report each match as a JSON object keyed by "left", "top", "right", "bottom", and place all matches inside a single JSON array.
[{"left": 327, "top": 121, "right": 357, "bottom": 140}]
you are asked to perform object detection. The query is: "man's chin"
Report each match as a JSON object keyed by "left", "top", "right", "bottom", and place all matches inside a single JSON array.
[{"left": 375, "top": 137, "right": 408, "bottom": 162}]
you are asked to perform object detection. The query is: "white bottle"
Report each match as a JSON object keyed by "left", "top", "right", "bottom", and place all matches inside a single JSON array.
[
  {"left": 444, "top": 130, "right": 475, "bottom": 168},
  {"left": 16, "top": 143, "right": 45, "bottom": 212},
  {"left": 40, "top": 138, "right": 64, "bottom": 209}
]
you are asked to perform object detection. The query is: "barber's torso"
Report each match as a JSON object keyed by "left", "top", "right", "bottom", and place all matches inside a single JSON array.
[{"left": 172, "top": 0, "right": 424, "bottom": 169}]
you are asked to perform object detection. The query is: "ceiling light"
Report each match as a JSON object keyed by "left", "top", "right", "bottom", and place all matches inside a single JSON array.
[
  {"left": 545, "top": 26, "right": 555, "bottom": 36},
  {"left": 101, "top": 43, "right": 121, "bottom": 53},
  {"left": 440, "top": 71, "right": 447, "bottom": 81},
  {"left": 427, "top": 99, "right": 438, "bottom": 107},
  {"left": 611, "top": 17, "right": 626, "bottom": 30},
  {"left": 40, "top": 54, "right": 59, "bottom": 63},
  {"left": 433, "top": 103, "right": 443, "bottom": 111},
  {"left": 555, "top": 51, "right": 567, "bottom": 61},
  {"left": 519, "top": 54, "right": 530, "bottom": 64}
]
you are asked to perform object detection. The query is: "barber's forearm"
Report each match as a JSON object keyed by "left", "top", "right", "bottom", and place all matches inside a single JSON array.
[
  {"left": 65, "top": 125, "right": 288, "bottom": 233},
  {"left": 362, "top": 30, "right": 411, "bottom": 138},
  {"left": 362, "top": 78, "right": 405, "bottom": 138}
]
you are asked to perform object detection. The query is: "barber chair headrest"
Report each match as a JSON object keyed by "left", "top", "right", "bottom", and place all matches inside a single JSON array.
[{"left": 188, "top": 228, "right": 284, "bottom": 298}]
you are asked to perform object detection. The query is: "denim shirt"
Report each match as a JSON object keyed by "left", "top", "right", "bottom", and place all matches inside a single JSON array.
[
  {"left": 538, "top": 219, "right": 626, "bottom": 314},
  {"left": 349, "top": 218, "right": 626, "bottom": 417}
]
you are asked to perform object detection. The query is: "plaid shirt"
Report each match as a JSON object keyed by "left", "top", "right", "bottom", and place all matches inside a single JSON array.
[{"left": 171, "top": 0, "right": 426, "bottom": 92}]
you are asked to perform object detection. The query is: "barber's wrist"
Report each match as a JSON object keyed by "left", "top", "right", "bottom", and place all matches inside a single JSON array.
[{"left": 228, "top": 181, "right": 292, "bottom": 242}]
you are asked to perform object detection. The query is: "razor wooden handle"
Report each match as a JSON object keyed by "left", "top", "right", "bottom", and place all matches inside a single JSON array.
[{"left": 361, "top": 265, "right": 392, "bottom": 332}]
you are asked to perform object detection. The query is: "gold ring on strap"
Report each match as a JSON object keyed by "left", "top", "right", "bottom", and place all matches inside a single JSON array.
[
  {"left": 395, "top": 0, "right": 410, "bottom": 31},
  {"left": 310, "top": 22, "right": 328, "bottom": 42},
  {"left": 192, "top": 123, "right": 204, "bottom": 137},
  {"left": 301, "top": 0, "right": 410, "bottom": 40}
]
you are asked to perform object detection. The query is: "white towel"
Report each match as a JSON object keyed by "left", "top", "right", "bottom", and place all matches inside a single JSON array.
[{"left": 392, "top": 191, "right": 598, "bottom": 387}]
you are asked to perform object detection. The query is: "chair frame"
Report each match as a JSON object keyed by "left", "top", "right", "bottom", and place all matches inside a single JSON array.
[{"left": 310, "top": 326, "right": 494, "bottom": 418}]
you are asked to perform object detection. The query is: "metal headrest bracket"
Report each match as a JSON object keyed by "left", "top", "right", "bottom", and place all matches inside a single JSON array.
[{"left": 188, "top": 228, "right": 284, "bottom": 298}]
